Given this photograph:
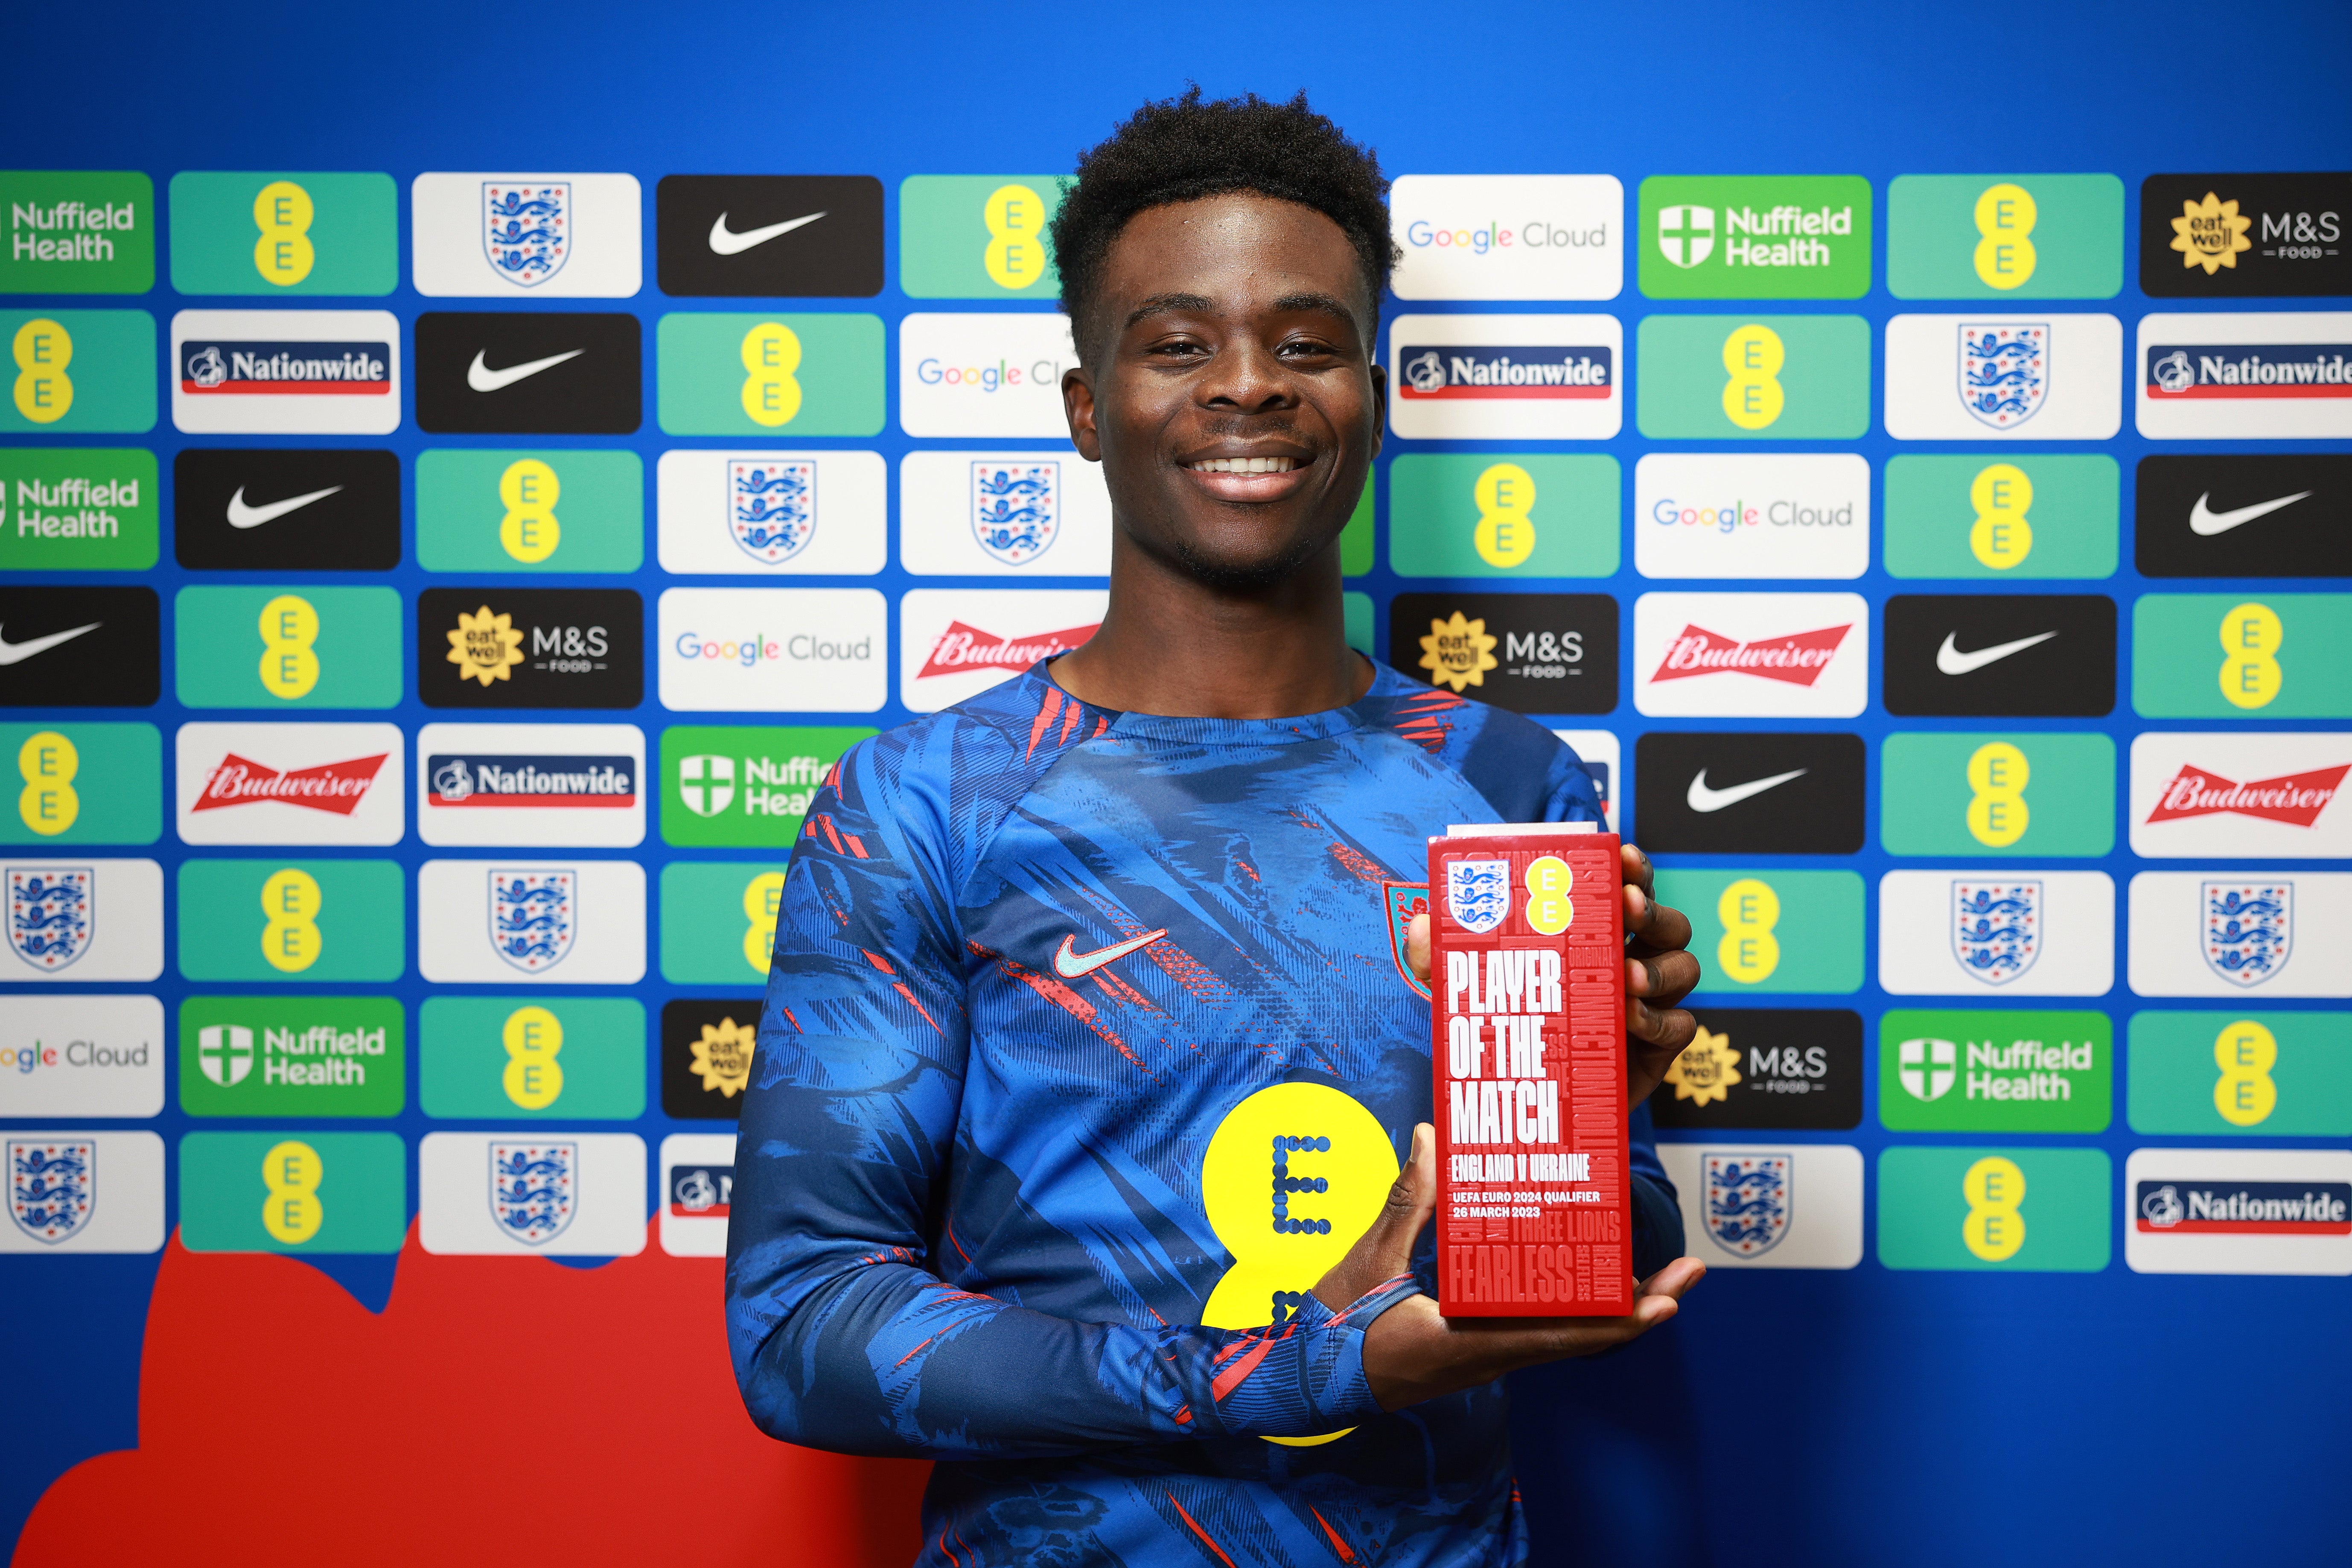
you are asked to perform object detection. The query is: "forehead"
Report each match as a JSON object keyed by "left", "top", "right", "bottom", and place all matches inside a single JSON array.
[{"left": 1098, "top": 192, "right": 1371, "bottom": 319}]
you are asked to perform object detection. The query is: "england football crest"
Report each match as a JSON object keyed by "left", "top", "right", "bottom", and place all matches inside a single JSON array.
[
  {"left": 1703, "top": 1152, "right": 1788, "bottom": 1258},
  {"left": 482, "top": 182, "right": 570, "bottom": 287},
  {"left": 10, "top": 1139, "right": 94, "bottom": 1244},
  {"left": 1953, "top": 880, "right": 2040, "bottom": 985},
  {"left": 971, "top": 461, "right": 1059, "bottom": 566},
  {"left": 490, "top": 868, "right": 576, "bottom": 974},
  {"left": 1446, "top": 858, "right": 1510, "bottom": 934},
  {"left": 729, "top": 459, "right": 815, "bottom": 565},
  {"left": 1382, "top": 881, "right": 1432, "bottom": 1000},
  {"left": 9, "top": 867, "right": 91, "bottom": 973},
  {"left": 1960, "top": 323, "right": 2048, "bottom": 430},
  {"left": 489, "top": 1141, "right": 576, "bottom": 1244},
  {"left": 2203, "top": 880, "right": 2292, "bottom": 987}
]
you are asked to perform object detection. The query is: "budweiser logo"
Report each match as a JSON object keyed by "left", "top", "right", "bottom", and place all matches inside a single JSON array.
[
  {"left": 192, "top": 753, "right": 388, "bottom": 815},
  {"left": 1650, "top": 624, "right": 1850, "bottom": 687},
  {"left": 917, "top": 620, "right": 1099, "bottom": 681},
  {"left": 2146, "top": 764, "right": 2348, "bottom": 828}
]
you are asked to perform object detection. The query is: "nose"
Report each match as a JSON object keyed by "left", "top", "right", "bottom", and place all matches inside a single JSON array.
[{"left": 1196, "top": 334, "right": 1297, "bottom": 416}]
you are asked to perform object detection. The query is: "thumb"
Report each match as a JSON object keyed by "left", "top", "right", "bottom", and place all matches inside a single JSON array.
[
  {"left": 1407, "top": 912, "right": 1431, "bottom": 988},
  {"left": 1314, "top": 1123, "right": 1437, "bottom": 1312}
]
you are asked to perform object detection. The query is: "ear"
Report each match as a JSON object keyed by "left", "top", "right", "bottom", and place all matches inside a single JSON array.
[
  {"left": 1063, "top": 361, "right": 1102, "bottom": 462},
  {"left": 1368, "top": 359, "right": 1386, "bottom": 461}
]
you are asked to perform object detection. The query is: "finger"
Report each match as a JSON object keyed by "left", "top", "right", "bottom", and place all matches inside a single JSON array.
[
  {"left": 1314, "top": 1123, "right": 1436, "bottom": 1311},
  {"left": 1626, "top": 1000, "right": 1697, "bottom": 1053},
  {"left": 1626, "top": 949, "right": 1700, "bottom": 1004},
  {"left": 1406, "top": 911, "right": 1431, "bottom": 987},
  {"left": 1618, "top": 841, "right": 1655, "bottom": 900},
  {"left": 1624, "top": 895, "right": 1693, "bottom": 954}
]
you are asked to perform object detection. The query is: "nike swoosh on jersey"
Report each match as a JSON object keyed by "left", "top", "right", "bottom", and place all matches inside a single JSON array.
[
  {"left": 708, "top": 210, "right": 827, "bottom": 255},
  {"left": 2189, "top": 489, "right": 2314, "bottom": 536},
  {"left": 466, "top": 348, "right": 585, "bottom": 393},
  {"left": 1686, "top": 767, "right": 1808, "bottom": 813},
  {"left": 1935, "top": 630, "right": 2058, "bottom": 676},
  {"left": 0, "top": 621, "right": 101, "bottom": 665},
  {"left": 226, "top": 484, "right": 343, "bottom": 529},
  {"left": 1052, "top": 928, "right": 1169, "bottom": 979}
]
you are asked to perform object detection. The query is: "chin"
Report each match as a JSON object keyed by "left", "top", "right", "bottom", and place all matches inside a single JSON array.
[{"left": 1160, "top": 519, "right": 1335, "bottom": 592}]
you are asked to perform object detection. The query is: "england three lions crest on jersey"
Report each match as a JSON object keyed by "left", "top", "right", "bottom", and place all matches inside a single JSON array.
[
  {"left": 490, "top": 1141, "right": 576, "bottom": 1244},
  {"left": 1961, "top": 323, "right": 2048, "bottom": 429},
  {"left": 971, "top": 461, "right": 1058, "bottom": 566},
  {"left": 1953, "top": 880, "right": 2040, "bottom": 985},
  {"left": 10, "top": 1139, "right": 94, "bottom": 1244},
  {"left": 9, "top": 866, "right": 91, "bottom": 972},
  {"left": 491, "top": 868, "right": 575, "bottom": 974},
  {"left": 2204, "top": 880, "right": 2292, "bottom": 987},
  {"left": 1704, "top": 1152, "right": 1788, "bottom": 1258},
  {"left": 730, "top": 459, "right": 815, "bottom": 565},
  {"left": 483, "top": 183, "right": 569, "bottom": 287},
  {"left": 1446, "top": 858, "right": 1510, "bottom": 934}
]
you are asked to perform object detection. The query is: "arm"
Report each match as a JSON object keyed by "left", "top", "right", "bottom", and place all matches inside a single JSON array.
[{"left": 724, "top": 735, "right": 1421, "bottom": 1459}]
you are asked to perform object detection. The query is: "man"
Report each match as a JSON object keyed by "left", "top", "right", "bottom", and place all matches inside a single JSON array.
[{"left": 728, "top": 89, "right": 1704, "bottom": 1565}]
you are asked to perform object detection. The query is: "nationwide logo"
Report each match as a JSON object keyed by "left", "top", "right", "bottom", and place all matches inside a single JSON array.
[
  {"left": 1959, "top": 323, "right": 2047, "bottom": 428},
  {"left": 1953, "top": 880, "right": 2040, "bottom": 985},
  {"left": 2147, "top": 764, "right": 2347, "bottom": 827},
  {"left": 9, "top": 1137, "right": 93, "bottom": 1243},
  {"left": 669, "top": 1161, "right": 734, "bottom": 1219},
  {"left": 917, "top": 619, "right": 1099, "bottom": 681},
  {"left": 1396, "top": 344, "right": 1612, "bottom": 399},
  {"left": 2146, "top": 342, "right": 2352, "bottom": 399},
  {"left": 1650, "top": 623, "right": 1850, "bottom": 686},
  {"left": 2205, "top": 880, "right": 2291, "bottom": 987},
  {"left": 8, "top": 866, "right": 89, "bottom": 972},
  {"left": 178, "top": 341, "right": 390, "bottom": 396},
  {"left": 2137, "top": 1178, "right": 2352, "bottom": 1234},
  {"left": 1702, "top": 1152, "right": 1790, "bottom": 1257},
  {"left": 427, "top": 753, "right": 635, "bottom": 809},
  {"left": 481, "top": 182, "right": 568, "bottom": 287},
  {"left": 191, "top": 753, "right": 387, "bottom": 815}
]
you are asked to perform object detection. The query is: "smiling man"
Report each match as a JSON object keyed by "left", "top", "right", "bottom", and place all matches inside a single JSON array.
[{"left": 728, "top": 90, "right": 1703, "bottom": 1566}]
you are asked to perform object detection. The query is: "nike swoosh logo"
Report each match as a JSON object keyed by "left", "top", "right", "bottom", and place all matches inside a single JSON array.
[
  {"left": 708, "top": 210, "right": 826, "bottom": 255},
  {"left": 1936, "top": 630, "right": 2058, "bottom": 676},
  {"left": 1053, "top": 927, "right": 1168, "bottom": 979},
  {"left": 0, "top": 621, "right": 101, "bottom": 666},
  {"left": 1687, "top": 767, "right": 1808, "bottom": 813},
  {"left": 2189, "top": 489, "right": 2313, "bottom": 536},
  {"left": 466, "top": 348, "right": 584, "bottom": 393},
  {"left": 226, "top": 484, "right": 342, "bottom": 529}
]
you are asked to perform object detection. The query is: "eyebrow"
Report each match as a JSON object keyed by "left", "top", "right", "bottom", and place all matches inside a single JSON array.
[{"left": 1120, "top": 290, "right": 1364, "bottom": 332}]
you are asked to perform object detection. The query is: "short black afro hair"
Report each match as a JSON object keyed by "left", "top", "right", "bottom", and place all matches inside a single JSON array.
[{"left": 1049, "top": 88, "right": 1397, "bottom": 362}]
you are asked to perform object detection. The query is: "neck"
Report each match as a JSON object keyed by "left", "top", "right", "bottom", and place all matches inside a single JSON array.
[{"left": 1052, "top": 535, "right": 1370, "bottom": 718}]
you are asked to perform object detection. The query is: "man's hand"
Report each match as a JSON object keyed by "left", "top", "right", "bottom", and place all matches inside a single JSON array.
[
  {"left": 1314, "top": 1125, "right": 1705, "bottom": 1410},
  {"left": 1405, "top": 840, "right": 1702, "bottom": 1109}
]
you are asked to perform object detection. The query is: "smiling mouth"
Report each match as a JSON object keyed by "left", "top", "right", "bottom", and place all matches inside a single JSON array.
[{"left": 1186, "top": 456, "right": 1301, "bottom": 474}]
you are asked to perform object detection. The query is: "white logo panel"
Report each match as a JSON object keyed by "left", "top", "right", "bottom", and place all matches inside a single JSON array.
[
  {"left": 1634, "top": 454, "right": 1869, "bottom": 580},
  {"left": 1387, "top": 313, "right": 1622, "bottom": 440},
  {"left": 1878, "top": 870, "right": 2114, "bottom": 996},
  {"left": 2125, "top": 1148, "right": 2352, "bottom": 1277},
  {"left": 659, "top": 1131, "right": 737, "bottom": 1259},
  {"left": 2129, "top": 732, "right": 2352, "bottom": 859},
  {"left": 0, "top": 1131, "right": 163, "bottom": 1253},
  {"left": 900, "top": 452, "right": 1112, "bottom": 576},
  {"left": 411, "top": 173, "right": 642, "bottom": 297},
  {"left": 174, "top": 723, "right": 405, "bottom": 847},
  {"left": 417, "top": 859, "right": 644, "bottom": 985},
  {"left": 417, "top": 723, "right": 646, "bottom": 849},
  {"left": 170, "top": 310, "right": 402, "bottom": 436},
  {"left": 1632, "top": 592, "right": 1868, "bottom": 717},
  {"left": 657, "top": 588, "right": 887, "bottom": 714},
  {"left": 900, "top": 589, "right": 1107, "bottom": 714},
  {"left": 0, "top": 997, "right": 163, "bottom": 1118},
  {"left": 0, "top": 860, "right": 160, "bottom": 983},
  {"left": 655, "top": 450, "right": 885, "bottom": 576},
  {"left": 1883, "top": 313, "right": 2122, "bottom": 440},
  {"left": 1389, "top": 175, "right": 1623, "bottom": 301},
  {"left": 899, "top": 313, "right": 1079, "bottom": 438},
  {"left": 2128, "top": 871, "right": 2352, "bottom": 998},
  {"left": 2135, "top": 311, "right": 2352, "bottom": 440},
  {"left": 1658, "top": 1144, "right": 1862, "bottom": 1270},
  {"left": 419, "top": 1131, "right": 646, "bottom": 1256}
]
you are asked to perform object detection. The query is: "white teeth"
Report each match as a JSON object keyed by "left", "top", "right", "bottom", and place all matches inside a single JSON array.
[{"left": 1191, "top": 456, "right": 1298, "bottom": 474}]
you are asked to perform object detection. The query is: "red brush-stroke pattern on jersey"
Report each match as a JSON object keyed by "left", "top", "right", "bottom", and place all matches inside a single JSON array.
[{"left": 972, "top": 941, "right": 1152, "bottom": 1073}]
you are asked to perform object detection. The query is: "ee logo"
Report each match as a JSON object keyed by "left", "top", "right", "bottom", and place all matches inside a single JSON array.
[
  {"left": 260, "top": 867, "right": 324, "bottom": 974},
  {"left": 253, "top": 180, "right": 316, "bottom": 287},
  {"left": 13, "top": 318, "right": 72, "bottom": 424},
  {"left": 1716, "top": 877, "right": 1781, "bottom": 984},
  {"left": 743, "top": 870, "right": 786, "bottom": 974},
  {"left": 1968, "top": 462, "right": 2033, "bottom": 570},
  {"left": 261, "top": 1138, "right": 325, "bottom": 1245},
  {"left": 1965, "top": 741, "right": 2030, "bottom": 848},
  {"left": 1472, "top": 462, "right": 1539, "bottom": 568},
  {"left": 1720, "top": 323, "right": 1784, "bottom": 431},
  {"left": 1972, "top": 182, "right": 2037, "bottom": 291},
  {"left": 498, "top": 458, "right": 561, "bottom": 564},
  {"left": 257, "top": 594, "right": 321, "bottom": 700},
  {"left": 982, "top": 183, "right": 1050, "bottom": 291},
  {"left": 1199, "top": 1082, "right": 1396, "bottom": 1447},
  {"left": 17, "top": 730, "right": 78, "bottom": 836},
  {"left": 2212, "top": 1019, "right": 2278, "bottom": 1128},
  {"left": 1524, "top": 854, "right": 1574, "bottom": 936},
  {"left": 502, "top": 1004, "right": 565, "bottom": 1110},
  {"left": 1962, "top": 1154, "right": 2026, "bottom": 1262},
  {"left": 2219, "top": 601, "right": 2283, "bottom": 711},
  {"left": 739, "top": 321, "right": 803, "bottom": 428}
]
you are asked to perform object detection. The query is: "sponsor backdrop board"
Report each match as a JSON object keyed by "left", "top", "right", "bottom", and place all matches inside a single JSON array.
[{"left": 2, "top": 8, "right": 2347, "bottom": 1568}]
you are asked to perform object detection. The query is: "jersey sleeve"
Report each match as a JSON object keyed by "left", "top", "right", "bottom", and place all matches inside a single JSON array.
[{"left": 724, "top": 718, "right": 1422, "bottom": 1460}]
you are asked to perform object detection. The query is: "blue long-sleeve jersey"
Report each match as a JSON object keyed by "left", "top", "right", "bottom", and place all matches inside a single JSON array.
[{"left": 727, "top": 662, "right": 1680, "bottom": 1567}]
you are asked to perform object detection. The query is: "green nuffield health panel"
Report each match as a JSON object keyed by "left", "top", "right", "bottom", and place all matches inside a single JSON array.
[
  {"left": 1886, "top": 175, "right": 2125, "bottom": 300},
  {"left": 174, "top": 586, "right": 404, "bottom": 709},
  {"left": 0, "top": 172, "right": 154, "bottom": 294},
  {"left": 899, "top": 175, "right": 1066, "bottom": 299},
  {"left": 1880, "top": 733, "right": 2115, "bottom": 857},
  {"left": 167, "top": 172, "right": 398, "bottom": 296},
  {"left": 2133, "top": 594, "right": 2352, "bottom": 719},
  {"left": 176, "top": 859, "right": 406, "bottom": 982},
  {"left": 0, "top": 448, "right": 159, "bottom": 571},
  {"left": 1882, "top": 455, "right": 2118, "bottom": 580},
  {"left": 179, "top": 1131, "right": 407, "bottom": 1254},
  {"left": 178, "top": 995, "right": 405, "bottom": 1118},
  {"left": 1879, "top": 1010, "right": 2113, "bottom": 1133},
  {"left": 2128, "top": 1011, "right": 2352, "bottom": 1136},
  {"left": 420, "top": 995, "right": 647, "bottom": 1120},
  {"left": 0, "top": 309, "right": 155, "bottom": 434},
  {"left": 1650, "top": 869, "right": 1864, "bottom": 996},
  {"left": 1635, "top": 315, "right": 1870, "bottom": 440},
  {"left": 1877, "top": 1147, "right": 2110, "bottom": 1272},
  {"left": 1638, "top": 175, "right": 1872, "bottom": 299},
  {"left": 0, "top": 723, "right": 161, "bottom": 845},
  {"left": 656, "top": 312, "right": 885, "bottom": 437},
  {"left": 658, "top": 725, "right": 874, "bottom": 849},
  {"left": 417, "top": 449, "right": 644, "bottom": 574},
  {"left": 1387, "top": 455, "right": 1619, "bottom": 578}
]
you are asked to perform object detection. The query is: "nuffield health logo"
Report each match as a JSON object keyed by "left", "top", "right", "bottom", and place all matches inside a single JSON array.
[
  {"left": 8, "top": 866, "right": 90, "bottom": 971},
  {"left": 490, "top": 867, "right": 575, "bottom": 974},
  {"left": 971, "top": 460, "right": 1058, "bottom": 565},
  {"left": 1952, "top": 879, "right": 2040, "bottom": 985},
  {"left": 1446, "top": 857, "right": 1510, "bottom": 933},
  {"left": 483, "top": 184, "right": 569, "bottom": 287},
  {"left": 729, "top": 459, "right": 814, "bottom": 565},
  {"left": 1960, "top": 324, "right": 2047, "bottom": 429},
  {"left": 2203, "top": 880, "right": 2291, "bottom": 987},
  {"left": 489, "top": 1140, "right": 575, "bottom": 1244}
]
